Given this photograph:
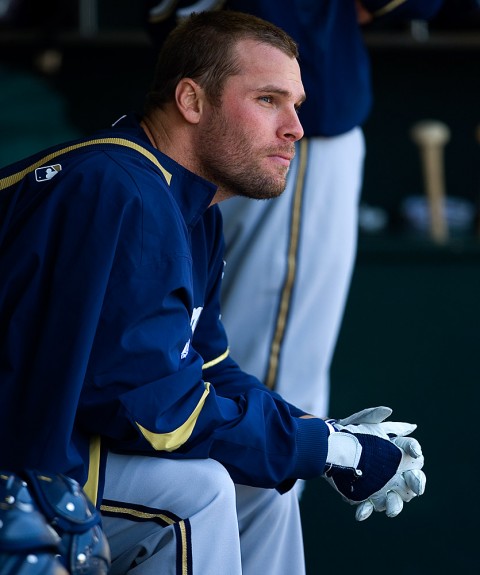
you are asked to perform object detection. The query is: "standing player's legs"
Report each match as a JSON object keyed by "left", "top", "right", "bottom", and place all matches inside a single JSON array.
[
  {"left": 275, "top": 128, "right": 365, "bottom": 416},
  {"left": 220, "top": 127, "right": 365, "bottom": 418},
  {"left": 236, "top": 484, "right": 305, "bottom": 575},
  {"left": 100, "top": 453, "right": 242, "bottom": 575}
]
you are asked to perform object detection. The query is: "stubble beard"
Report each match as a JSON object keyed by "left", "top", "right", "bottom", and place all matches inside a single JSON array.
[{"left": 196, "top": 108, "right": 292, "bottom": 201}]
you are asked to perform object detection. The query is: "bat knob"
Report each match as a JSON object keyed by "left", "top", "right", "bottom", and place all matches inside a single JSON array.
[{"left": 410, "top": 120, "right": 450, "bottom": 147}]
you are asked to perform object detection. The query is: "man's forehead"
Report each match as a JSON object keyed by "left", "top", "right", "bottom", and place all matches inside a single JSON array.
[
  {"left": 232, "top": 39, "right": 304, "bottom": 95},
  {"left": 234, "top": 38, "right": 297, "bottom": 68}
]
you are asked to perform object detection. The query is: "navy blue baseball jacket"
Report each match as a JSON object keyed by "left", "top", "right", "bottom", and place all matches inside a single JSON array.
[{"left": 0, "top": 114, "right": 328, "bottom": 505}]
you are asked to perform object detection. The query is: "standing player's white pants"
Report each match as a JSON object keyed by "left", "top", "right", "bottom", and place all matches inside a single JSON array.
[
  {"left": 220, "top": 128, "right": 365, "bottom": 418},
  {"left": 100, "top": 452, "right": 305, "bottom": 574}
]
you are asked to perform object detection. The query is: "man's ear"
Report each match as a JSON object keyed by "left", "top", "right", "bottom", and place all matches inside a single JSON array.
[{"left": 175, "top": 78, "right": 204, "bottom": 124}]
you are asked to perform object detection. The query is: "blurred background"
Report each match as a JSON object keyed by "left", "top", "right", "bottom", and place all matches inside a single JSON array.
[{"left": 1, "top": 1, "right": 479, "bottom": 573}]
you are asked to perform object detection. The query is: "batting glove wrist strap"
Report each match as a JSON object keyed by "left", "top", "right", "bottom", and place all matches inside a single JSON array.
[{"left": 324, "top": 431, "right": 402, "bottom": 502}]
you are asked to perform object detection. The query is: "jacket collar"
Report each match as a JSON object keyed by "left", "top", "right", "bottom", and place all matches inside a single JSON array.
[{"left": 112, "top": 113, "right": 217, "bottom": 229}]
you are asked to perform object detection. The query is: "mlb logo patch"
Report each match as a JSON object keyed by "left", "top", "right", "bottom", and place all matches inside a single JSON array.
[{"left": 35, "top": 164, "right": 62, "bottom": 181}]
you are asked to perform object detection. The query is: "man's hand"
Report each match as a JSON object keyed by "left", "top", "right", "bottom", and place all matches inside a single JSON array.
[{"left": 323, "top": 406, "right": 426, "bottom": 521}]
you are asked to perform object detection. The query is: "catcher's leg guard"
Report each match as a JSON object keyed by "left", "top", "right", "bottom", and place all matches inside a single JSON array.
[
  {"left": 23, "top": 470, "right": 111, "bottom": 575},
  {"left": 0, "top": 553, "right": 68, "bottom": 575},
  {"left": 0, "top": 472, "right": 67, "bottom": 575},
  {"left": 0, "top": 471, "right": 111, "bottom": 575}
]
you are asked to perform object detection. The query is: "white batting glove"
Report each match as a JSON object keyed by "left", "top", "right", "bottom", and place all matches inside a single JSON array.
[
  {"left": 323, "top": 406, "right": 426, "bottom": 521},
  {"left": 332, "top": 405, "right": 417, "bottom": 439}
]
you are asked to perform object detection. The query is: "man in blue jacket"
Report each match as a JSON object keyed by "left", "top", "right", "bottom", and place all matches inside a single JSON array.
[{"left": 0, "top": 11, "right": 425, "bottom": 575}]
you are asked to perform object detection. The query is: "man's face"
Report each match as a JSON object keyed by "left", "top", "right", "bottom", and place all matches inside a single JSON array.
[{"left": 196, "top": 39, "right": 305, "bottom": 200}]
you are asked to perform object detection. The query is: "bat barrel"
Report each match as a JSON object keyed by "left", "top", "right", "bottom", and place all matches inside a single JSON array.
[{"left": 410, "top": 120, "right": 450, "bottom": 244}]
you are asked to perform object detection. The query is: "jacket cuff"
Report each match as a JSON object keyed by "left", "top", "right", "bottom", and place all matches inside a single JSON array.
[{"left": 293, "top": 417, "right": 330, "bottom": 480}]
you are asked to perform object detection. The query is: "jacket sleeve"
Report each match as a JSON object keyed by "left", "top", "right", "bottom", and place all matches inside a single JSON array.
[{"left": 183, "top": 208, "right": 329, "bottom": 488}]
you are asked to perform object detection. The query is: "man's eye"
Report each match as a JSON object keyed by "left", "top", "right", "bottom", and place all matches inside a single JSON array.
[{"left": 259, "top": 96, "right": 273, "bottom": 104}]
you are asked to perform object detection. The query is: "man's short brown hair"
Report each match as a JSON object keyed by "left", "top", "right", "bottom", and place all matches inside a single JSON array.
[{"left": 145, "top": 10, "right": 299, "bottom": 112}]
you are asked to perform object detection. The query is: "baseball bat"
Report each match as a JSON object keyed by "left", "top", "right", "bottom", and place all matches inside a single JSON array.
[{"left": 410, "top": 120, "right": 450, "bottom": 244}]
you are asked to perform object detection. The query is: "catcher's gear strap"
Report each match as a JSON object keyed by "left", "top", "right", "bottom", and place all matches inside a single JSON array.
[
  {"left": 1, "top": 471, "right": 110, "bottom": 575},
  {"left": 0, "top": 472, "right": 60, "bottom": 553},
  {"left": 23, "top": 471, "right": 100, "bottom": 534},
  {"left": 0, "top": 553, "right": 68, "bottom": 575}
]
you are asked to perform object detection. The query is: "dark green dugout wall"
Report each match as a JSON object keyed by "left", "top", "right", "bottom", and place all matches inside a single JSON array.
[
  {"left": 1, "top": 12, "right": 480, "bottom": 574},
  {"left": 300, "top": 36, "right": 480, "bottom": 575},
  {"left": 301, "top": 236, "right": 480, "bottom": 574}
]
